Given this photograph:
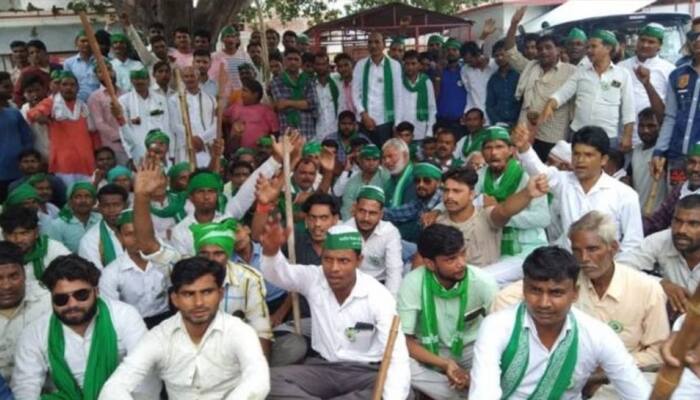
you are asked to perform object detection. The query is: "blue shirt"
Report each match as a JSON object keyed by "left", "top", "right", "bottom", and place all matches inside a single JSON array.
[
  {"left": 46, "top": 212, "right": 101, "bottom": 253},
  {"left": 655, "top": 63, "right": 700, "bottom": 161},
  {"left": 0, "top": 107, "right": 33, "bottom": 181},
  {"left": 0, "top": 374, "right": 13, "bottom": 400},
  {"left": 233, "top": 241, "right": 286, "bottom": 302},
  {"left": 63, "top": 53, "right": 100, "bottom": 102},
  {"left": 436, "top": 65, "right": 467, "bottom": 121},
  {"left": 485, "top": 67, "right": 521, "bottom": 126},
  {"left": 323, "top": 131, "right": 371, "bottom": 165}
]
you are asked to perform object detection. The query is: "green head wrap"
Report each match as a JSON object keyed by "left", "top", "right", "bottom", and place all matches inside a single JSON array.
[
  {"left": 482, "top": 126, "right": 511, "bottom": 147},
  {"left": 428, "top": 35, "right": 444, "bottom": 45},
  {"left": 235, "top": 147, "right": 256, "bottom": 157},
  {"left": 167, "top": 162, "right": 192, "bottom": 179},
  {"left": 110, "top": 33, "right": 129, "bottom": 44},
  {"left": 640, "top": 23, "right": 665, "bottom": 43},
  {"left": 187, "top": 171, "right": 223, "bottom": 195},
  {"left": 357, "top": 185, "right": 385, "bottom": 205},
  {"left": 26, "top": 173, "right": 49, "bottom": 186},
  {"left": 324, "top": 225, "right": 362, "bottom": 251},
  {"left": 413, "top": 162, "right": 442, "bottom": 181},
  {"left": 68, "top": 181, "right": 97, "bottom": 199},
  {"left": 359, "top": 144, "right": 381, "bottom": 159},
  {"left": 58, "top": 70, "right": 76, "bottom": 81},
  {"left": 129, "top": 68, "right": 149, "bottom": 80},
  {"left": 591, "top": 29, "right": 618, "bottom": 47},
  {"left": 116, "top": 209, "right": 134, "bottom": 227},
  {"left": 257, "top": 136, "right": 273, "bottom": 147},
  {"left": 302, "top": 141, "right": 322, "bottom": 157},
  {"left": 191, "top": 218, "right": 238, "bottom": 257},
  {"left": 220, "top": 26, "right": 239, "bottom": 38},
  {"left": 443, "top": 38, "right": 461, "bottom": 50},
  {"left": 107, "top": 166, "right": 132, "bottom": 183},
  {"left": 297, "top": 34, "right": 309, "bottom": 45},
  {"left": 391, "top": 36, "right": 405, "bottom": 46},
  {"left": 50, "top": 70, "right": 62, "bottom": 80},
  {"left": 688, "top": 142, "right": 700, "bottom": 157},
  {"left": 145, "top": 129, "right": 170, "bottom": 148},
  {"left": 567, "top": 27, "right": 587, "bottom": 43},
  {"left": 6, "top": 183, "right": 41, "bottom": 207}
]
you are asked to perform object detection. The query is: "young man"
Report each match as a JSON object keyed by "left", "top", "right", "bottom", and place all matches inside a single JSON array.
[
  {"left": 169, "top": 27, "right": 194, "bottom": 69},
  {"left": 46, "top": 182, "right": 100, "bottom": 253},
  {"left": 270, "top": 48, "right": 318, "bottom": 139},
  {"left": 389, "top": 37, "right": 406, "bottom": 62},
  {"left": 566, "top": 27, "right": 589, "bottom": 66},
  {"left": 19, "top": 72, "right": 50, "bottom": 160},
  {"left": 99, "top": 257, "right": 269, "bottom": 399},
  {"left": 225, "top": 77, "right": 279, "bottom": 149},
  {"left": 454, "top": 108, "right": 488, "bottom": 162},
  {"left": 313, "top": 51, "right": 342, "bottom": 140},
  {"left": 0, "top": 72, "right": 33, "bottom": 201},
  {"left": 0, "top": 241, "right": 50, "bottom": 382},
  {"left": 193, "top": 29, "right": 211, "bottom": 52},
  {"left": 9, "top": 40, "right": 29, "bottom": 84},
  {"left": 399, "top": 224, "right": 498, "bottom": 399},
  {"left": 400, "top": 50, "right": 436, "bottom": 141},
  {"left": 78, "top": 184, "right": 129, "bottom": 269},
  {"left": 469, "top": 246, "right": 651, "bottom": 398},
  {"left": 210, "top": 26, "right": 253, "bottom": 97},
  {"left": 11, "top": 255, "right": 158, "bottom": 399},
  {"left": 383, "top": 161, "right": 443, "bottom": 236},
  {"left": 334, "top": 52, "right": 355, "bottom": 115},
  {"left": 436, "top": 39, "right": 468, "bottom": 139},
  {"left": 63, "top": 30, "right": 100, "bottom": 102},
  {"left": 630, "top": 108, "right": 667, "bottom": 211},
  {"left": 88, "top": 63, "right": 128, "bottom": 164},
  {"left": 109, "top": 33, "right": 144, "bottom": 92},
  {"left": 352, "top": 32, "right": 403, "bottom": 147},
  {"left": 9, "top": 149, "right": 67, "bottom": 207},
  {"left": 339, "top": 144, "right": 389, "bottom": 220},
  {"left": 193, "top": 49, "right": 217, "bottom": 97},
  {"left": 486, "top": 39, "right": 521, "bottom": 126},
  {"left": 433, "top": 128, "right": 463, "bottom": 172},
  {"left": 120, "top": 13, "right": 170, "bottom": 79},
  {"left": 460, "top": 41, "right": 497, "bottom": 119},
  {"left": 323, "top": 111, "right": 371, "bottom": 169},
  {"left": 261, "top": 221, "right": 411, "bottom": 398},
  {"left": 151, "top": 60, "right": 175, "bottom": 98},
  {"left": 511, "top": 124, "right": 643, "bottom": 252}
]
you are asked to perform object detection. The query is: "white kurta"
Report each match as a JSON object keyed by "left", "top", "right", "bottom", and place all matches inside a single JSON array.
[
  {"left": 24, "top": 239, "right": 71, "bottom": 298},
  {"left": 314, "top": 79, "right": 341, "bottom": 140},
  {"left": 20, "top": 103, "right": 50, "bottom": 159},
  {"left": 168, "top": 90, "right": 217, "bottom": 167},
  {"left": 398, "top": 76, "right": 437, "bottom": 140},
  {"left": 169, "top": 212, "right": 228, "bottom": 257},
  {"left": 78, "top": 222, "right": 125, "bottom": 270},
  {"left": 118, "top": 90, "right": 171, "bottom": 163},
  {"left": 460, "top": 60, "right": 498, "bottom": 120},
  {"left": 351, "top": 56, "right": 403, "bottom": 126}
]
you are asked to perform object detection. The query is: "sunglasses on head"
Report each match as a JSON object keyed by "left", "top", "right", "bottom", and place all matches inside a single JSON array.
[{"left": 52, "top": 288, "right": 92, "bottom": 306}]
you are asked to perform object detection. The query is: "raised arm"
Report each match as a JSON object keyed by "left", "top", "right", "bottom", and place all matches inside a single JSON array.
[
  {"left": 132, "top": 160, "right": 166, "bottom": 255},
  {"left": 491, "top": 174, "right": 549, "bottom": 228}
]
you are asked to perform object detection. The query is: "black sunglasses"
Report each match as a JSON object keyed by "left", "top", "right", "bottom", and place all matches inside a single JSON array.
[{"left": 52, "top": 288, "right": 92, "bottom": 306}]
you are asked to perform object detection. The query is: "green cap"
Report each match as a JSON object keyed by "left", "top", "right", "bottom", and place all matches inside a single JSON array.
[
  {"left": 413, "top": 162, "right": 442, "bottom": 181},
  {"left": 688, "top": 142, "right": 700, "bottom": 157},
  {"left": 257, "top": 136, "right": 273, "bottom": 147},
  {"left": 220, "top": 26, "right": 239, "bottom": 37},
  {"left": 75, "top": 29, "right": 87, "bottom": 40},
  {"left": 302, "top": 141, "right": 322, "bottom": 157},
  {"left": 591, "top": 29, "right": 618, "bottom": 47},
  {"left": 145, "top": 129, "right": 170, "bottom": 148},
  {"left": 324, "top": 225, "right": 362, "bottom": 251},
  {"left": 26, "top": 173, "right": 48, "bottom": 186},
  {"left": 116, "top": 209, "right": 134, "bottom": 227},
  {"left": 5, "top": 183, "right": 41, "bottom": 207},
  {"left": 357, "top": 185, "right": 385, "bottom": 205},
  {"left": 359, "top": 144, "right": 381, "bottom": 159},
  {"left": 129, "top": 68, "right": 149, "bottom": 80},
  {"left": 58, "top": 70, "right": 76, "bottom": 81},
  {"left": 639, "top": 23, "right": 665, "bottom": 43},
  {"left": 482, "top": 126, "right": 511, "bottom": 147},
  {"left": 68, "top": 181, "right": 97, "bottom": 198},
  {"left": 191, "top": 218, "right": 238, "bottom": 257},
  {"left": 443, "top": 38, "right": 461, "bottom": 50},
  {"left": 167, "top": 162, "right": 192, "bottom": 179},
  {"left": 391, "top": 36, "right": 405, "bottom": 46},
  {"left": 110, "top": 32, "right": 129, "bottom": 44},
  {"left": 428, "top": 35, "right": 444, "bottom": 45},
  {"left": 235, "top": 147, "right": 256, "bottom": 157},
  {"left": 50, "top": 70, "right": 62, "bottom": 80},
  {"left": 107, "top": 165, "right": 133, "bottom": 183},
  {"left": 297, "top": 33, "right": 309, "bottom": 45},
  {"left": 187, "top": 171, "right": 223, "bottom": 195},
  {"left": 567, "top": 27, "right": 587, "bottom": 43}
]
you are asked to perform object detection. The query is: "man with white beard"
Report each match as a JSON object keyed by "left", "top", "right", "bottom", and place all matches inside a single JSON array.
[{"left": 381, "top": 138, "right": 419, "bottom": 242}]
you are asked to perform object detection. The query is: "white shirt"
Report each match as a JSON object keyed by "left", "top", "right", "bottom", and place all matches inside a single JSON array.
[
  {"left": 24, "top": 238, "right": 71, "bottom": 298},
  {"left": 100, "top": 251, "right": 171, "bottom": 318},
  {"left": 469, "top": 305, "right": 651, "bottom": 399},
  {"left": 20, "top": 102, "right": 50, "bottom": 160},
  {"left": 110, "top": 57, "right": 145, "bottom": 93},
  {"left": 168, "top": 90, "right": 217, "bottom": 167},
  {"left": 618, "top": 55, "right": 675, "bottom": 144},
  {"left": 225, "top": 156, "right": 282, "bottom": 219},
  {"left": 398, "top": 75, "right": 437, "bottom": 140},
  {"left": 78, "top": 222, "right": 125, "bottom": 270},
  {"left": 118, "top": 89, "right": 171, "bottom": 163},
  {"left": 11, "top": 298, "right": 158, "bottom": 399},
  {"left": 460, "top": 60, "right": 498, "bottom": 119},
  {"left": 518, "top": 147, "right": 643, "bottom": 252},
  {"left": 98, "top": 311, "right": 269, "bottom": 400},
  {"left": 0, "top": 290, "right": 50, "bottom": 381},
  {"left": 170, "top": 212, "right": 228, "bottom": 257},
  {"left": 551, "top": 61, "right": 636, "bottom": 139},
  {"left": 631, "top": 143, "right": 667, "bottom": 211},
  {"left": 670, "top": 315, "right": 700, "bottom": 399},
  {"left": 315, "top": 77, "right": 341, "bottom": 140},
  {"left": 344, "top": 218, "right": 404, "bottom": 297},
  {"left": 261, "top": 251, "right": 411, "bottom": 399},
  {"left": 351, "top": 56, "right": 403, "bottom": 126}
]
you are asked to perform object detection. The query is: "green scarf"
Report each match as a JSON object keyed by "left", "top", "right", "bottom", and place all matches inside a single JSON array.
[
  {"left": 362, "top": 57, "right": 395, "bottom": 122},
  {"left": 25, "top": 234, "right": 49, "bottom": 281},
  {"left": 388, "top": 163, "right": 414, "bottom": 207},
  {"left": 402, "top": 73, "right": 429, "bottom": 121},
  {"left": 500, "top": 303, "right": 579, "bottom": 400},
  {"left": 462, "top": 129, "right": 488, "bottom": 157},
  {"left": 44, "top": 298, "right": 118, "bottom": 400},
  {"left": 326, "top": 77, "right": 339, "bottom": 114},
  {"left": 419, "top": 268, "right": 469, "bottom": 358},
  {"left": 150, "top": 192, "right": 187, "bottom": 222},
  {"left": 99, "top": 220, "right": 117, "bottom": 266},
  {"left": 280, "top": 71, "right": 310, "bottom": 128},
  {"left": 483, "top": 159, "right": 524, "bottom": 256}
]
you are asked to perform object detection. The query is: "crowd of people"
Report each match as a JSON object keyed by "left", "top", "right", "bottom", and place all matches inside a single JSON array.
[{"left": 2, "top": 4, "right": 700, "bottom": 399}]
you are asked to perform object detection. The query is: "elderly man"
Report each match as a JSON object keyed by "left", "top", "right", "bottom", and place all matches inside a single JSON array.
[{"left": 382, "top": 138, "right": 420, "bottom": 241}]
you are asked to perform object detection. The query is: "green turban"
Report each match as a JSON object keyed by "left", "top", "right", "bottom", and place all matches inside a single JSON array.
[
  {"left": 191, "top": 218, "right": 238, "bottom": 257},
  {"left": 129, "top": 68, "right": 149, "bottom": 80},
  {"left": 413, "top": 162, "right": 442, "bottom": 181},
  {"left": 187, "top": 171, "right": 223, "bottom": 195},
  {"left": 428, "top": 35, "right": 444, "bottom": 46},
  {"left": 359, "top": 144, "right": 381, "bottom": 159},
  {"left": 567, "top": 27, "right": 587, "bottom": 43},
  {"left": 482, "top": 126, "right": 511, "bottom": 147},
  {"left": 145, "top": 129, "right": 170, "bottom": 148},
  {"left": 68, "top": 181, "right": 97, "bottom": 199},
  {"left": 220, "top": 26, "right": 239, "bottom": 38},
  {"left": 324, "top": 225, "right": 362, "bottom": 251},
  {"left": 688, "top": 142, "right": 700, "bottom": 157},
  {"left": 257, "top": 136, "right": 273, "bottom": 147},
  {"left": 5, "top": 184, "right": 41, "bottom": 207},
  {"left": 110, "top": 32, "right": 129, "bottom": 44},
  {"left": 357, "top": 185, "right": 385, "bottom": 205},
  {"left": 591, "top": 29, "right": 618, "bottom": 47},
  {"left": 26, "top": 173, "right": 48, "bottom": 186},
  {"left": 58, "top": 70, "right": 76, "bottom": 81},
  {"left": 107, "top": 166, "right": 132, "bottom": 183},
  {"left": 302, "top": 141, "right": 322, "bottom": 157},
  {"left": 640, "top": 23, "right": 665, "bottom": 43},
  {"left": 443, "top": 38, "right": 461, "bottom": 51},
  {"left": 116, "top": 209, "right": 134, "bottom": 227},
  {"left": 167, "top": 162, "right": 192, "bottom": 179}
]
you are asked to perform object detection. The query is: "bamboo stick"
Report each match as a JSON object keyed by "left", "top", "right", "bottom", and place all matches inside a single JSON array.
[
  {"left": 371, "top": 315, "right": 401, "bottom": 400},
  {"left": 282, "top": 134, "right": 301, "bottom": 334},
  {"left": 174, "top": 69, "right": 197, "bottom": 167}
]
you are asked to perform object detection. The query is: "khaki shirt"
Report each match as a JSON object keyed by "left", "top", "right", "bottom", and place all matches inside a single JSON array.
[
  {"left": 492, "top": 262, "right": 669, "bottom": 368},
  {"left": 0, "top": 290, "right": 50, "bottom": 380},
  {"left": 507, "top": 47, "right": 577, "bottom": 143},
  {"left": 436, "top": 207, "right": 500, "bottom": 267}
]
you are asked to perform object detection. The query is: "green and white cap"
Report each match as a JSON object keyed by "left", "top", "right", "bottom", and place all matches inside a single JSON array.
[
  {"left": 357, "top": 185, "right": 385, "bottom": 204},
  {"left": 324, "top": 225, "right": 362, "bottom": 251}
]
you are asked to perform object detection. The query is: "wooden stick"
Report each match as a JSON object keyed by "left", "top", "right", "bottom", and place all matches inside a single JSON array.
[
  {"left": 371, "top": 315, "right": 401, "bottom": 400},
  {"left": 282, "top": 134, "right": 302, "bottom": 334},
  {"left": 216, "top": 61, "right": 227, "bottom": 141},
  {"left": 78, "top": 12, "right": 121, "bottom": 111},
  {"left": 650, "top": 285, "right": 700, "bottom": 399},
  {"left": 254, "top": 0, "right": 271, "bottom": 84},
  {"left": 174, "top": 69, "right": 196, "bottom": 167},
  {"left": 644, "top": 178, "right": 660, "bottom": 216}
]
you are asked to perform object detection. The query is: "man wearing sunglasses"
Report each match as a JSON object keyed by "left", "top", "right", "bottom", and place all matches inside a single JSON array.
[{"left": 11, "top": 254, "right": 159, "bottom": 399}]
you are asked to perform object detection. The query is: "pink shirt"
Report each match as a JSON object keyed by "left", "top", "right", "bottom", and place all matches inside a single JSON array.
[
  {"left": 169, "top": 49, "right": 193, "bottom": 70},
  {"left": 87, "top": 87, "right": 126, "bottom": 156},
  {"left": 224, "top": 103, "right": 279, "bottom": 148}
]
